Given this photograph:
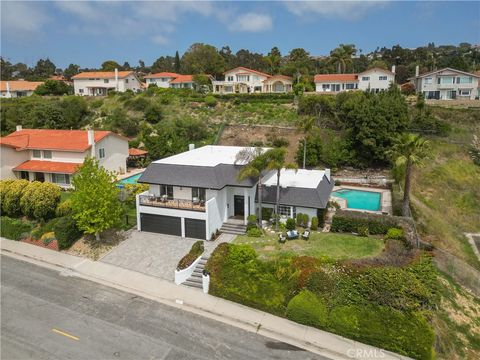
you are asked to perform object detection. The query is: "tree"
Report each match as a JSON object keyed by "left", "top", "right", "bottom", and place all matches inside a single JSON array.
[
  {"left": 174, "top": 51, "right": 181, "bottom": 73},
  {"left": 1, "top": 57, "right": 14, "bottom": 80},
  {"left": 101, "top": 60, "right": 121, "bottom": 71},
  {"left": 264, "top": 47, "right": 282, "bottom": 74},
  {"left": 296, "top": 116, "right": 315, "bottom": 169},
  {"left": 389, "top": 134, "right": 430, "bottom": 217},
  {"left": 34, "top": 80, "right": 72, "bottom": 96},
  {"left": 151, "top": 56, "right": 175, "bottom": 73},
  {"left": 329, "top": 44, "right": 356, "bottom": 73},
  {"left": 32, "top": 58, "right": 56, "bottom": 79},
  {"left": 63, "top": 64, "right": 80, "bottom": 80},
  {"left": 283, "top": 48, "right": 312, "bottom": 77},
  {"left": 122, "top": 61, "right": 131, "bottom": 70},
  {"left": 181, "top": 43, "right": 225, "bottom": 76},
  {"left": 71, "top": 157, "right": 123, "bottom": 241}
]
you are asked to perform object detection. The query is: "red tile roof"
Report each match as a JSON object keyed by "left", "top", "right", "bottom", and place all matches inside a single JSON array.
[
  {"left": 144, "top": 72, "right": 179, "bottom": 79},
  {"left": 169, "top": 75, "right": 194, "bottom": 84},
  {"left": 13, "top": 160, "right": 80, "bottom": 174},
  {"left": 128, "top": 148, "right": 148, "bottom": 156},
  {"left": 224, "top": 67, "right": 270, "bottom": 78},
  {"left": 72, "top": 71, "right": 134, "bottom": 79},
  {"left": 0, "top": 80, "right": 44, "bottom": 92},
  {"left": 0, "top": 129, "right": 112, "bottom": 152},
  {"left": 314, "top": 74, "right": 358, "bottom": 82}
]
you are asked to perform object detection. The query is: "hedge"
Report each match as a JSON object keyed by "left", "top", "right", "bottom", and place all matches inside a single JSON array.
[
  {"left": 331, "top": 210, "right": 397, "bottom": 235},
  {"left": 213, "top": 93, "right": 294, "bottom": 103},
  {"left": 0, "top": 216, "right": 33, "bottom": 240},
  {"left": 177, "top": 240, "right": 204, "bottom": 270},
  {"left": 286, "top": 290, "right": 328, "bottom": 327},
  {"left": 328, "top": 305, "right": 435, "bottom": 360},
  {"left": 53, "top": 216, "right": 82, "bottom": 250}
]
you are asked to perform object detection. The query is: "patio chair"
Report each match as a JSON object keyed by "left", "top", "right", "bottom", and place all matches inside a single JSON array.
[
  {"left": 286, "top": 230, "right": 299, "bottom": 240},
  {"left": 278, "top": 233, "right": 287, "bottom": 243},
  {"left": 302, "top": 229, "right": 310, "bottom": 240}
]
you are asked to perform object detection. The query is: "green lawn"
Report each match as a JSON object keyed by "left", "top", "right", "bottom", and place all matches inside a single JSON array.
[
  {"left": 60, "top": 191, "right": 73, "bottom": 202},
  {"left": 234, "top": 231, "right": 384, "bottom": 260}
]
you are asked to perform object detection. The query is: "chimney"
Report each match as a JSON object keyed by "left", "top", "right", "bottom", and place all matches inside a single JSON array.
[
  {"left": 391, "top": 65, "right": 396, "bottom": 74},
  {"left": 6, "top": 81, "right": 11, "bottom": 97},
  {"left": 325, "top": 168, "right": 331, "bottom": 182},
  {"left": 87, "top": 129, "right": 96, "bottom": 157},
  {"left": 415, "top": 65, "right": 420, "bottom": 77},
  {"left": 16, "top": 125, "right": 22, "bottom": 132},
  {"left": 114, "top": 68, "right": 119, "bottom": 91},
  {"left": 188, "top": 144, "right": 195, "bottom": 151}
]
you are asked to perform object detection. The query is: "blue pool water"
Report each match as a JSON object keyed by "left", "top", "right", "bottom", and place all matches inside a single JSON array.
[
  {"left": 117, "top": 172, "right": 143, "bottom": 187},
  {"left": 332, "top": 189, "right": 381, "bottom": 211}
]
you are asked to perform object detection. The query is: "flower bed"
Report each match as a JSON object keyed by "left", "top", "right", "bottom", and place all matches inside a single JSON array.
[{"left": 22, "top": 237, "right": 59, "bottom": 251}]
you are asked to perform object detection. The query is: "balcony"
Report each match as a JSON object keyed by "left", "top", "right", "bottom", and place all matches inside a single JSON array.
[{"left": 139, "top": 194, "right": 206, "bottom": 212}]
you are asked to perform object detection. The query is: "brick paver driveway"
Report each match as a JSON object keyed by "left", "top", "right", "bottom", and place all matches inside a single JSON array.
[{"left": 100, "top": 231, "right": 199, "bottom": 281}]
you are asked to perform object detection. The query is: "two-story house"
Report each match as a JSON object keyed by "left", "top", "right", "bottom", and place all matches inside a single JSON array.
[
  {"left": 0, "top": 127, "right": 129, "bottom": 188},
  {"left": 136, "top": 145, "right": 333, "bottom": 240},
  {"left": 144, "top": 72, "right": 179, "bottom": 88},
  {"left": 409, "top": 67, "right": 480, "bottom": 100},
  {"left": 212, "top": 67, "right": 293, "bottom": 94},
  {"left": 314, "top": 67, "right": 395, "bottom": 94},
  {"left": 0, "top": 80, "right": 44, "bottom": 98},
  {"left": 72, "top": 69, "right": 142, "bottom": 96}
]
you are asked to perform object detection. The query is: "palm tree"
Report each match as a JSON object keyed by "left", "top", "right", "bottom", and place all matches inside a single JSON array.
[
  {"left": 390, "top": 134, "right": 430, "bottom": 216},
  {"left": 235, "top": 147, "right": 267, "bottom": 228},
  {"left": 296, "top": 116, "right": 315, "bottom": 169},
  {"left": 263, "top": 148, "right": 298, "bottom": 231},
  {"left": 329, "top": 44, "right": 356, "bottom": 73}
]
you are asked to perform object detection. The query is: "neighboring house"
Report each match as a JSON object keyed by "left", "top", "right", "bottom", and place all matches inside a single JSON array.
[
  {"left": 144, "top": 72, "right": 179, "bottom": 88},
  {"left": 72, "top": 69, "right": 142, "bottom": 96},
  {"left": 0, "top": 127, "right": 129, "bottom": 188},
  {"left": 314, "top": 67, "right": 395, "bottom": 94},
  {"left": 0, "top": 80, "right": 44, "bottom": 98},
  {"left": 169, "top": 75, "right": 196, "bottom": 89},
  {"left": 136, "top": 145, "right": 333, "bottom": 240},
  {"left": 212, "top": 67, "right": 292, "bottom": 94},
  {"left": 409, "top": 67, "right": 480, "bottom": 100}
]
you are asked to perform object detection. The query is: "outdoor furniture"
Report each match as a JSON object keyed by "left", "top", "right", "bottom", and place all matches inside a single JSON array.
[
  {"left": 302, "top": 229, "right": 310, "bottom": 240},
  {"left": 287, "top": 230, "right": 299, "bottom": 240},
  {"left": 192, "top": 197, "right": 200, "bottom": 205},
  {"left": 161, "top": 194, "right": 168, "bottom": 203},
  {"left": 278, "top": 233, "right": 287, "bottom": 243}
]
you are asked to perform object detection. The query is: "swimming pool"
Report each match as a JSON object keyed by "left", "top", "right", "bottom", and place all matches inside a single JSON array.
[
  {"left": 117, "top": 172, "right": 144, "bottom": 187},
  {"left": 332, "top": 189, "right": 381, "bottom": 211}
]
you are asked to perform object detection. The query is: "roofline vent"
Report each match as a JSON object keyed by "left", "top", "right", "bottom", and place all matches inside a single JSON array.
[{"left": 16, "top": 125, "right": 22, "bottom": 131}]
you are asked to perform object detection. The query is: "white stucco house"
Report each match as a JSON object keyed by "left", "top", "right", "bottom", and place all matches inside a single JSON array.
[
  {"left": 212, "top": 67, "right": 293, "bottom": 94},
  {"left": 72, "top": 69, "right": 142, "bottom": 96},
  {"left": 314, "top": 67, "right": 395, "bottom": 94},
  {"left": 169, "top": 75, "right": 196, "bottom": 89},
  {"left": 0, "top": 80, "right": 44, "bottom": 98},
  {"left": 144, "top": 72, "right": 179, "bottom": 88},
  {"left": 0, "top": 127, "right": 129, "bottom": 188},
  {"left": 136, "top": 145, "right": 333, "bottom": 240},
  {"left": 409, "top": 67, "right": 480, "bottom": 100}
]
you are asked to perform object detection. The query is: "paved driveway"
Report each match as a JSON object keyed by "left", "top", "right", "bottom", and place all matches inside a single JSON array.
[{"left": 100, "top": 231, "right": 236, "bottom": 281}]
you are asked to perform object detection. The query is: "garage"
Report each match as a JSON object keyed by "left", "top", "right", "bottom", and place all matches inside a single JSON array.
[
  {"left": 185, "top": 218, "right": 206, "bottom": 240},
  {"left": 140, "top": 213, "right": 181, "bottom": 236}
]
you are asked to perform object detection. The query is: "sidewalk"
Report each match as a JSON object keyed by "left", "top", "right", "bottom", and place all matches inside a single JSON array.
[{"left": 1, "top": 238, "right": 410, "bottom": 360}]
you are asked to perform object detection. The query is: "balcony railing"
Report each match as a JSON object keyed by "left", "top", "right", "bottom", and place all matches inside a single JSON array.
[{"left": 139, "top": 194, "right": 206, "bottom": 212}]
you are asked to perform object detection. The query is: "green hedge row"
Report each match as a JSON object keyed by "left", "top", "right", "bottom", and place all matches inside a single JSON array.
[
  {"left": 213, "top": 93, "right": 294, "bottom": 103},
  {"left": 0, "top": 216, "right": 33, "bottom": 240},
  {"left": 331, "top": 210, "right": 397, "bottom": 235},
  {"left": 177, "top": 241, "right": 204, "bottom": 270},
  {"left": 53, "top": 216, "right": 82, "bottom": 250}
]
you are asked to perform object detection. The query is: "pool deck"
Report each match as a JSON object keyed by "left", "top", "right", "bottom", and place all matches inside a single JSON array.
[
  {"left": 117, "top": 168, "right": 145, "bottom": 181},
  {"left": 331, "top": 185, "right": 392, "bottom": 215}
]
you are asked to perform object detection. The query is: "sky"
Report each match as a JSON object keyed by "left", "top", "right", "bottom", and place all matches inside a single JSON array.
[{"left": 1, "top": 1, "right": 479, "bottom": 69}]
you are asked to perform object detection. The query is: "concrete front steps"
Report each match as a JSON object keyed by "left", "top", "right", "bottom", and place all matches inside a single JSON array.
[
  {"left": 183, "top": 255, "right": 209, "bottom": 289},
  {"left": 219, "top": 219, "right": 247, "bottom": 235}
]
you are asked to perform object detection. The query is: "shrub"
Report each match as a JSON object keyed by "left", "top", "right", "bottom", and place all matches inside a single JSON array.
[
  {"left": 296, "top": 213, "right": 303, "bottom": 227},
  {"left": 2, "top": 180, "right": 29, "bottom": 216},
  {"left": 41, "top": 231, "right": 56, "bottom": 245},
  {"left": 31, "top": 218, "right": 61, "bottom": 240},
  {"left": 247, "top": 227, "right": 263, "bottom": 237},
  {"left": 306, "top": 270, "right": 335, "bottom": 294},
  {"left": 0, "top": 216, "right": 33, "bottom": 240},
  {"left": 357, "top": 226, "right": 369, "bottom": 237},
  {"left": 262, "top": 207, "right": 273, "bottom": 220},
  {"left": 271, "top": 137, "right": 289, "bottom": 148},
  {"left": 55, "top": 199, "right": 72, "bottom": 217},
  {"left": 20, "top": 181, "right": 61, "bottom": 220},
  {"left": 317, "top": 208, "right": 327, "bottom": 227},
  {"left": 285, "top": 218, "right": 296, "bottom": 231},
  {"left": 0, "top": 180, "right": 14, "bottom": 207},
  {"left": 177, "top": 240, "right": 205, "bottom": 270},
  {"left": 311, "top": 216, "right": 319, "bottom": 231},
  {"left": 302, "top": 213, "right": 309, "bottom": 227},
  {"left": 286, "top": 290, "right": 328, "bottom": 327},
  {"left": 204, "top": 95, "right": 217, "bottom": 107},
  {"left": 53, "top": 216, "right": 82, "bottom": 250},
  {"left": 331, "top": 210, "right": 397, "bottom": 235},
  {"left": 247, "top": 214, "right": 257, "bottom": 224},
  {"left": 328, "top": 305, "right": 435, "bottom": 360},
  {"left": 385, "top": 228, "right": 405, "bottom": 241}
]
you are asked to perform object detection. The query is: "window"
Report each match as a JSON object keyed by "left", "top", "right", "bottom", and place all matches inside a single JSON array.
[
  {"left": 457, "top": 76, "right": 472, "bottom": 84},
  {"left": 379, "top": 76, "right": 387, "bottom": 81},
  {"left": 361, "top": 76, "right": 370, "bottom": 81},
  {"left": 191, "top": 187, "right": 206, "bottom": 201},
  {"left": 254, "top": 86, "right": 262, "bottom": 92},
  {"left": 125, "top": 79, "right": 129, "bottom": 83},
  {"left": 161, "top": 78, "right": 168, "bottom": 82},
  {"left": 79, "top": 89, "right": 84, "bottom": 93},
  {"left": 20, "top": 171, "right": 29, "bottom": 180},
  {"left": 424, "top": 77, "right": 432, "bottom": 84},
  {"left": 104, "top": 79, "right": 109, "bottom": 84},
  {"left": 43, "top": 150, "right": 52, "bottom": 159},
  {"left": 98, "top": 148, "right": 105, "bottom": 159},
  {"left": 89, "top": 78, "right": 95, "bottom": 81},
  {"left": 224, "top": 86, "right": 233, "bottom": 93},
  {"left": 438, "top": 76, "right": 454, "bottom": 84},
  {"left": 278, "top": 205, "right": 291, "bottom": 217},
  {"left": 459, "top": 90, "right": 471, "bottom": 96},
  {"left": 322, "top": 84, "right": 330, "bottom": 90},
  {"left": 160, "top": 185, "right": 173, "bottom": 199},
  {"left": 227, "top": 76, "right": 234, "bottom": 82},
  {"left": 51, "top": 173, "right": 70, "bottom": 184},
  {"left": 345, "top": 83, "right": 356, "bottom": 90},
  {"left": 252, "top": 75, "right": 260, "bottom": 81},
  {"left": 33, "top": 150, "right": 41, "bottom": 158},
  {"left": 237, "top": 75, "right": 249, "bottom": 82}
]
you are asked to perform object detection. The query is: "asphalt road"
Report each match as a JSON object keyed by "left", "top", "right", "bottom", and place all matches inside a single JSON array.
[{"left": 1, "top": 255, "right": 328, "bottom": 360}]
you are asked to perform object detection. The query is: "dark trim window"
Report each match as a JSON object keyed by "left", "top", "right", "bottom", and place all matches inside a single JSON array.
[
  {"left": 43, "top": 150, "right": 52, "bottom": 159},
  {"left": 104, "top": 79, "right": 109, "bottom": 84},
  {"left": 20, "top": 171, "right": 29, "bottom": 180},
  {"left": 192, "top": 187, "right": 206, "bottom": 201},
  {"left": 361, "top": 76, "right": 370, "bottom": 81},
  {"left": 51, "top": 173, "right": 70, "bottom": 184},
  {"left": 98, "top": 148, "right": 105, "bottom": 159},
  {"left": 379, "top": 76, "right": 387, "bottom": 81},
  {"left": 160, "top": 185, "right": 173, "bottom": 199},
  {"left": 33, "top": 149, "right": 41, "bottom": 158}
]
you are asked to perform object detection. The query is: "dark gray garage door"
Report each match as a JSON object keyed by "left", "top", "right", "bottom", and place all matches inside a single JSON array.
[
  {"left": 185, "top": 218, "right": 206, "bottom": 240},
  {"left": 140, "top": 213, "right": 181, "bottom": 236}
]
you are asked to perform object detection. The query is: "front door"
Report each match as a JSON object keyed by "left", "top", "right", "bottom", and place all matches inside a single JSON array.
[
  {"left": 234, "top": 195, "right": 244, "bottom": 216},
  {"left": 35, "top": 172, "right": 45, "bottom": 182}
]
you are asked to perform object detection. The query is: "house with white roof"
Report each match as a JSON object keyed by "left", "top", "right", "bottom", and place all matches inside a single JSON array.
[
  {"left": 72, "top": 69, "right": 142, "bottom": 96},
  {"left": 409, "top": 67, "right": 480, "bottom": 100},
  {"left": 212, "top": 67, "right": 293, "bottom": 94},
  {"left": 136, "top": 145, "right": 333, "bottom": 240},
  {"left": 0, "top": 80, "right": 44, "bottom": 98}
]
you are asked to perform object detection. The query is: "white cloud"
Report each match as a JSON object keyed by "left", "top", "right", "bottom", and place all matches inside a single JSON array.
[
  {"left": 284, "top": 1, "right": 388, "bottom": 20},
  {"left": 229, "top": 13, "right": 273, "bottom": 32},
  {"left": 151, "top": 34, "right": 169, "bottom": 45},
  {"left": 1, "top": 1, "right": 50, "bottom": 38}
]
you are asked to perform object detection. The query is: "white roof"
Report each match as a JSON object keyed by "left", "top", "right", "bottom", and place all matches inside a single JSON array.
[
  {"left": 153, "top": 145, "right": 266, "bottom": 167},
  {"left": 263, "top": 169, "right": 326, "bottom": 189}
]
